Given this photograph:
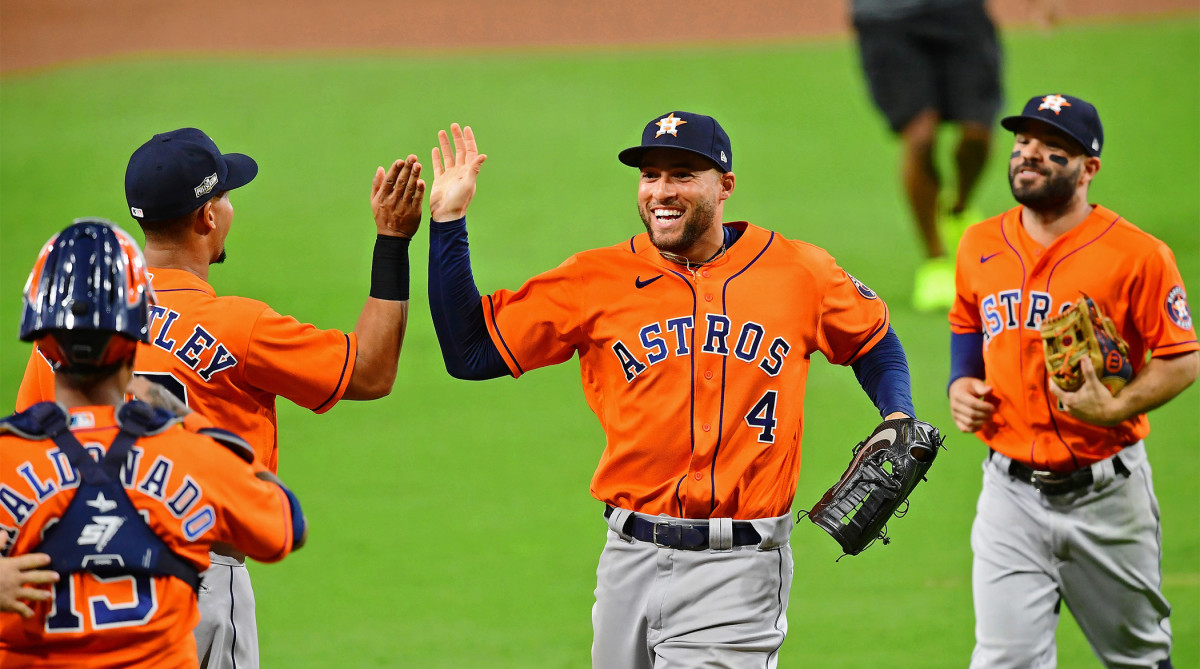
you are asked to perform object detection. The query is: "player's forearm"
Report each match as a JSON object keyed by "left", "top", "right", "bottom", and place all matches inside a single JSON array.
[
  {"left": 344, "top": 234, "right": 413, "bottom": 400},
  {"left": 428, "top": 218, "right": 510, "bottom": 380},
  {"left": 948, "top": 331, "right": 986, "bottom": 392},
  {"left": 851, "top": 327, "right": 916, "bottom": 418},
  {"left": 344, "top": 299, "right": 407, "bottom": 400},
  {"left": 1109, "top": 352, "right": 1198, "bottom": 423}
]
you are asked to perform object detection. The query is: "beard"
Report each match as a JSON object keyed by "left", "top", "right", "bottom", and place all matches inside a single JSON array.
[
  {"left": 639, "top": 196, "right": 717, "bottom": 255},
  {"left": 1009, "top": 160, "right": 1080, "bottom": 213},
  {"left": 213, "top": 249, "right": 227, "bottom": 265}
]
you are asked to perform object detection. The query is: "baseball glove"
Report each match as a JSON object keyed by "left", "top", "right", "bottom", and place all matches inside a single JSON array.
[
  {"left": 1040, "top": 295, "right": 1132, "bottom": 395},
  {"left": 806, "top": 418, "right": 945, "bottom": 557}
]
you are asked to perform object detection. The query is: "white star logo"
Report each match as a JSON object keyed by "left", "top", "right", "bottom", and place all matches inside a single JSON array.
[
  {"left": 86, "top": 492, "right": 118, "bottom": 514},
  {"left": 655, "top": 113, "right": 687, "bottom": 137},
  {"left": 1038, "top": 95, "right": 1072, "bottom": 115}
]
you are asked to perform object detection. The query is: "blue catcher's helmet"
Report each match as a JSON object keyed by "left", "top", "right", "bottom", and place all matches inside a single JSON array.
[{"left": 20, "top": 218, "right": 156, "bottom": 372}]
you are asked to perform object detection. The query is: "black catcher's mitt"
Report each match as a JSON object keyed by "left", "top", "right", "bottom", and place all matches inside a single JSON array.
[{"left": 807, "top": 418, "right": 945, "bottom": 556}]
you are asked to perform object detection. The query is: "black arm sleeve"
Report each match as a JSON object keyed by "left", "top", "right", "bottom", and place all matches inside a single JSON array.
[
  {"left": 427, "top": 218, "right": 511, "bottom": 380},
  {"left": 851, "top": 326, "right": 916, "bottom": 418}
]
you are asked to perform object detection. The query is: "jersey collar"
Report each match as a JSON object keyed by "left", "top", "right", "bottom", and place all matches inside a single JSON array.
[{"left": 145, "top": 267, "right": 217, "bottom": 297}]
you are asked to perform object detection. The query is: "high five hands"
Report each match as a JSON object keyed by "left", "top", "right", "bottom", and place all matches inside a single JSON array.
[{"left": 429, "top": 123, "right": 487, "bottom": 223}]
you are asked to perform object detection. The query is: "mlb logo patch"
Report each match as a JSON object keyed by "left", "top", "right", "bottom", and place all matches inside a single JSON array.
[
  {"left": 847, "top": 272, "right": 877, "bottom": 300},
  {"left": 1165, "top": 285, "right": 1192, "bottom": 330}
]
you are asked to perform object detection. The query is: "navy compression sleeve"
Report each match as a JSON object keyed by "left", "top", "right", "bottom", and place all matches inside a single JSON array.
[
  {"left": 851, "top": 326, "right": 916, "bottom": 418},
  {"left": 427, "top": 218, "right": 511, "bottom": 380},
  {"left": 948, "top": 331, "right": 986, "bottom": 391}
]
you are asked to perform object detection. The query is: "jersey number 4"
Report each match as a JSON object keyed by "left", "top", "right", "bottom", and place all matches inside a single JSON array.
[
  {"left": 47, "top": 572, "right": 158, "bottom": 632},
  {"left": 744, "top": 390, "right": 778, "bottom": 443}
]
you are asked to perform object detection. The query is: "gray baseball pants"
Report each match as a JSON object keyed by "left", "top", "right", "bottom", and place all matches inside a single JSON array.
[
  {"left": 592, "top": 509, "right": 794, "bottom": 669},
  {"left": 970, "top": 441, "right": 1172, "bottom": 669},
  {"left": 195, "top": 552, "right": 259, "bottom": 669}
]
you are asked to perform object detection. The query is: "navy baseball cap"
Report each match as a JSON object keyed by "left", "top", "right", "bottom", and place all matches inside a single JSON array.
[
  {"left": 125, "top": 128, "right": 258, "bottom": 222},
  {"left": 618, "top": 111, "right": 732, "bottom": 173},
  {"left": 1001, "top": 94, "right": 1104, "bottom": 157}
]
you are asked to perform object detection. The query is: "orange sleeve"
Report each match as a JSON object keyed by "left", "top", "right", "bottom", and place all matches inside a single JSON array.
[
  {"left": 1131, "top": 242, "right": 1198, "bottom": 359},
  {"left": 14, "top": 348, "right": 54, "bottom": 412},
  {"left": 182, "top": 439, "right": 298, "bottom": 563},
  {"left": 815, "top": 263, "right": 890, "bottom": 366},
  {"left": 949, "top": 228, "right": 984, "bottom": 334},
  {"left": 242, "top": 307, "right": 357, "bottom": 413},
  {"left": 483, "top": 256, "right": 584, "bottom": 378}
]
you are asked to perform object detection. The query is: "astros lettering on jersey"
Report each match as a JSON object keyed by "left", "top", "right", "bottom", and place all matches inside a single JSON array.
[
  {"left": 483, "top": 221, "right": 888, "bottom": 519},
  {"left": 950, "top": 204, "right": 1198, "bottom": 470},
  {"left": 0, "top": 405, "right": 298, "bottom": 669},
  {"left": 16, "top": 267, "right": 356, "bottom": 472}
]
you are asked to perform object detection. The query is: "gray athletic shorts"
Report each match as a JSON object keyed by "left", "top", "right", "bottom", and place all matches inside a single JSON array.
[
  {"left": 592, "top": 508, "right": 794, "bottom": 669},
  {"left": 195, "top": 552, "right": 259, "bottom": 669},
  {"left": 970, "top": 441, "right": 1172, "bottom": 668},
  {"left": 854, "top": 2, "right": 1002, "bottom": 132}
]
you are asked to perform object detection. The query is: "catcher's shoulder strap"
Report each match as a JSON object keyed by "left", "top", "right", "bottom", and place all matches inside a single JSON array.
[
  {"left": 194, "top": 427, "right": 255, "bottom": 464},
  {"left": 0, "top": 402, "right": 73, "bottom": 441},
  {"left": 5, "top": 402, "right": 201, "bottom": 590}
]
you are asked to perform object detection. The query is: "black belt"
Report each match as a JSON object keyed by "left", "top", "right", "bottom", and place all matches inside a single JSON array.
[
  {"left": 604, "top": 506, "right": 762, "bottom": 550},
  {"left": 991, "top": 449, "right": 1130, "bottom": 496}
]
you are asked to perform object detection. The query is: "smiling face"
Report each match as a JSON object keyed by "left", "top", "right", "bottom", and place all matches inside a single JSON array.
[
  {"left": 1008, "top": 121, "right": 1098, "bottom": 214},
  {"left": 636, "top": 148, "right": 734, "bottom": 259}
]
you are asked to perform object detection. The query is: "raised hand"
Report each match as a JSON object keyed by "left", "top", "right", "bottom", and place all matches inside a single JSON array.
[
  {"left": 429, "top": 123, "right": 487, "bottom": 223},
  {"left": 372, "top": 155, "right": 426, "bottom": 239}
]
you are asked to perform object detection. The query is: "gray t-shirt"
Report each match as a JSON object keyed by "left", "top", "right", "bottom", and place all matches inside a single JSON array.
[{"left": 851, "top": 0, "right": 982, "bottom": 21}]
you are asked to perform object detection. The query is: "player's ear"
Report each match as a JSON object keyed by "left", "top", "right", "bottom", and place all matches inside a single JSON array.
[
  {"left": 197, "top": 200, "right": 217, "bottom": 232},
  {"left": 719, "top": 171, "right": 735, "bottom": 200},
  {"left": 1079, "top": 156, "right": 1101, "bottom": 187}
]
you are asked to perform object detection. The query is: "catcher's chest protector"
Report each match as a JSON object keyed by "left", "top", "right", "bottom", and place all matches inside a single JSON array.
[{"left": 2, "top": 402, "right": 199, "bottom": 589}]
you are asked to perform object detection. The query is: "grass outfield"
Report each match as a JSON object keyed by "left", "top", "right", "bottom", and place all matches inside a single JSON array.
[{"left": 1, "top": 17, "right": 1197, "bottom": 668}]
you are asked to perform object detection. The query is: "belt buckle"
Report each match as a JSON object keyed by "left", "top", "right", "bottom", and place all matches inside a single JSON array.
[
  {"left": 652, "top": 523, "right": 680, "bottom": 548},
  {"left": 1031, "top": 470, "right": 1074, "bottom": 495}
]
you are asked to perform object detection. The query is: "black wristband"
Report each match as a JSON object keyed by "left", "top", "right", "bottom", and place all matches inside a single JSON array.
[{"left": 370, "top": 235, "right": 411, "bottom": 301}]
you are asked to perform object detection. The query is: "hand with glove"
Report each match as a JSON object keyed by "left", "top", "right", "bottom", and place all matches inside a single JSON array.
[{"left": 806, "top": 418, "right": 945, "bottom": 557}]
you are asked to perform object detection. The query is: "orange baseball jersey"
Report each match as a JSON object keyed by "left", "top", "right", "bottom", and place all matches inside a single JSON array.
[
  {"left": 0, "top": 404, "right": 298, "bottom": 669},
  {"left": 16, "top": 267, "right": 356, "bottom": 472},
  {"left": 950, "top": 204, "right": 1198, "bottom": 471},
  {"left": 483, "top": 222, "right": 889, "bottom": 520}
]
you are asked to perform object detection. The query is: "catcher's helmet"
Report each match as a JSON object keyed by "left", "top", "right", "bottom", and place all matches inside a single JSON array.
[{"left": 20, "top": 218, "right": 155, "bottom": 372}]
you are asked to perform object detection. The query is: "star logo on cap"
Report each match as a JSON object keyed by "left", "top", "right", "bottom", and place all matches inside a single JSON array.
[
  {"left": 1038, "top": 95, "right": 1072, "bottom": 115},
  {"left": 655, "top": 113, "right": 688, "bottom": 138}
]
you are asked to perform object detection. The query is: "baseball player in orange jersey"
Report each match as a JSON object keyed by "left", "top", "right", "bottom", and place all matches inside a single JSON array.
[
  {"left": 948, "top": 94, "right": 1198, "bottom": 668},
  {"left": 1, "top": 219, "right": 306, "bottom": 669},
  {"left": 426, "top": 116, "right": 923, "bottom": 667},
  {"left": 15, "top": 128, "right": 424, "bottom": 668}
]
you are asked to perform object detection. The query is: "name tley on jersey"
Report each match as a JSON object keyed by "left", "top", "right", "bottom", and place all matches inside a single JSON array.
[
  {"left": 979, "top": 289, "right": 1074, "bottom": 342},
  {"left": 0, "top": 446, "right": 217, "bottom": 543},
  {"left": 612, "top": 314, "right": 791, "bottom": 382},
  {"left": 148, "top": 305, "right": 238, "bottom": 382}
]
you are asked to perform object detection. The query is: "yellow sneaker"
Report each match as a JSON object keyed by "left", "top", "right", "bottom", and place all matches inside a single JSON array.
[
  {"left": 912, "top": 257, "right": 956, "bottom": 312},
  {"left": 940, "top": 207, "right": 983, "bottom": 255}
]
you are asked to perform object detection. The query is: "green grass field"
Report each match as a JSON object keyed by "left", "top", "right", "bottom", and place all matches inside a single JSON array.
[{"left": 1, "top": 17, "right": 1197, "bottom": 668}]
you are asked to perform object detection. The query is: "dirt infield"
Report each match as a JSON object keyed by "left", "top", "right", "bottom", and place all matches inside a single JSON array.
[{"left": 1, "top": 0, "right": 1192, "bottom": 75}]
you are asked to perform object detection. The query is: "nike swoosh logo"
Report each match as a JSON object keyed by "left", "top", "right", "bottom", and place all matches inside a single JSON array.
[
  {"left": 980, "top": 252, "right": 1002, "bottom": 264},
  {"left": 635, "top": 274, "right": 663, "bottom": 289}
]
